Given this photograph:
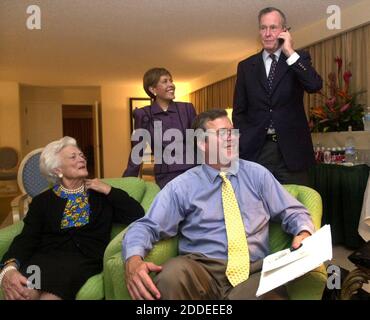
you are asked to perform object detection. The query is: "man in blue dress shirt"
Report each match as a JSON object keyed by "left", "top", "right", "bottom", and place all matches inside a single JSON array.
[{"left": 122, "top": 109, "right": 314, "bottom": 300}]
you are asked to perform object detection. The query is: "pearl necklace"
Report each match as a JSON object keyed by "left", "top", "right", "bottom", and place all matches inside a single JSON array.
[{"left": 60, "top": 184, "right": 85, "bottom": 194}]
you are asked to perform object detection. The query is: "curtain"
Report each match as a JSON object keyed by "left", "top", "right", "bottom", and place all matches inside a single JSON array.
[{"left": 190, "top": 76, "right": 236, "bottom": 113}]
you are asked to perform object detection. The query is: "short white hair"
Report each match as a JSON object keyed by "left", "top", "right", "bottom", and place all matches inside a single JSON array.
[{"left": 40, "top": 136, "right": 78, "bottom": 184}]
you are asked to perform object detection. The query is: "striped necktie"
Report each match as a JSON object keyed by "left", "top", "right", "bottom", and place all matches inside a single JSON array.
[
  {"left": 219, "top": 172, "right": 250, "bottom": 287},
  {"left": 267, "top": 53, "right": 278, "bottom": 94}
]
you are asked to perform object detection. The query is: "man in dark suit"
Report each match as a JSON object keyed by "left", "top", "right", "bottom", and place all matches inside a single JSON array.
[{"left": 233, "top": 7, "right": 322, "bottom": 185}]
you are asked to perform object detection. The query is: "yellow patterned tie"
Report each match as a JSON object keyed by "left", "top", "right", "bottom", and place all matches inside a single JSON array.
[{"left": 220, "top": 172, "right": 250, "bottom": 287}]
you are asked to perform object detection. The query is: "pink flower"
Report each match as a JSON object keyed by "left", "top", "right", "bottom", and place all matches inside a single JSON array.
[
  {"left": 343, "top": 71, "right": 352, "bottom": 93},
  {"left": 343, "top": 71, "right": 352, "bottom": 84},
  {"left": 340, "top": 103, "right": 350, "bottom": 113},
  {"left": 335, "top": 57, "right": 343, "bottom": 74}
]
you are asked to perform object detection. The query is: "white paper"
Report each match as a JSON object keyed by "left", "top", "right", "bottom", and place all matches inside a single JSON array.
[
  {"left": 256, "top": 224, "right": 332, "bottom": 297},
  {"left": 262, "top": 246, "right": 310, "bottom": 272}
]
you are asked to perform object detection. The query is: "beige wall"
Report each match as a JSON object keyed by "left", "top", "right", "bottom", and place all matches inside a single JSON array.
[
  {"left": 20, "top": 86, "right": 101, "bottom": 105},
  {"left": 0, "top": 82, "right": 21, "bottom": 153},
  {"left": 368, "top": 38, "right": 370, "bottom": 106},
  {"left": 101, "top": 84, "right": 145, "bottom": 178},
  {"left": 19, "top": 86, "right": 101, "bottom": 155}
]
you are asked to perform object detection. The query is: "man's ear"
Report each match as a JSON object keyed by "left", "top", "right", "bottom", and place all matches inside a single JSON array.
[{"left": 197, "top": 139, "right": 206, "bottom": 153}]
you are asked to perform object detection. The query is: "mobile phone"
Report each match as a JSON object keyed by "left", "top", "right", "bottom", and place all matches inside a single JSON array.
[{"left": 278, "top": 27, "right": 291, "bottom": 45}]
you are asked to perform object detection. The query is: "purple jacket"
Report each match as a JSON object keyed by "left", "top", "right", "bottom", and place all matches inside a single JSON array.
[{"left": 123, "top": 101, "right": 197, "bottom": 188}]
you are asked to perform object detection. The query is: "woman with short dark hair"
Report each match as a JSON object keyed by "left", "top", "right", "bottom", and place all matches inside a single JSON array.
[{"left": 123, "top": 67, "right": 197, "bottom": 188}]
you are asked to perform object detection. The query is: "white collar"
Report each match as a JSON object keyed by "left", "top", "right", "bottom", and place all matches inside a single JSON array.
[{"left": 262, "top": 48, "right": 282, "bottom": 62}]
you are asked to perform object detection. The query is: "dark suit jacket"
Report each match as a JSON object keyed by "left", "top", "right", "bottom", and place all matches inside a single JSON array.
[
  {"left": 2, "top": 187, "right": 145, "bottom": 266},
  {"left": 233, "top": 50, "right": 322, "bottom": 171}
]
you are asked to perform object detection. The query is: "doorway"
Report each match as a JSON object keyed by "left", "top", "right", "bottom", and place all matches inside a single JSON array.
[{"left": 62, "top": 105, "right": 102, "bottom": 178}]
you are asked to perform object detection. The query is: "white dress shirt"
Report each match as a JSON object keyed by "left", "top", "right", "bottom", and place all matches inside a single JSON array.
[{"left": 262, "top": 48, "right": 300, "bottom": 77}]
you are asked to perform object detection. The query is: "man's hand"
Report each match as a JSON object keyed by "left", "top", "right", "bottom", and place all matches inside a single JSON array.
[
  {"left": 291, "top": 230, "right": 311, "bottom": 250},
  {"left": 278, "top": 29, "right": 295, "bottom": 57},
  {"left": 1, "top": 269, "right": 30, "bottom": 300},
  {"left": 125, "top": 255, "right": 162, "bottom": 300},
  {"left": 85, "top": 178, "right": 111, "bottom": 195}
]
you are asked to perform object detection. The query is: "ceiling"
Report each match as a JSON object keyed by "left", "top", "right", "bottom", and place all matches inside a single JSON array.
[{"left": 0, "top": 0, "right": 365, "bottom": 86}]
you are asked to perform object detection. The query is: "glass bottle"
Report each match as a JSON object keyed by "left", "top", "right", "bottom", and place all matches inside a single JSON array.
[{"left": 345, "top": 126, "right": 356, "bottom": 164}]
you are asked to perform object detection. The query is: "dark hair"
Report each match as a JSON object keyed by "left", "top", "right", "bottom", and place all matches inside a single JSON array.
[
  {"left": 258, "top": 7, "right": 287, "bottom": 28},
  {"left": 191, "top": 109, "right": 228, "bottom": 131},
  {"left": 143, "top": 67, "right": 172, "bottom": 99}
]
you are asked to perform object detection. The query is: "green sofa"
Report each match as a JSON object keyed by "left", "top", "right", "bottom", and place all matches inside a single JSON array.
[
  {"left": 105, "top": 184, "right": 328, "bottom": 300},
  {"left": 0, "top": 177, "right": 160, "bottom": 300}
]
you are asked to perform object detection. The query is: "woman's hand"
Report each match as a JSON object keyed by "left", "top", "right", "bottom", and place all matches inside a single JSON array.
[
  {"left": 1, "top": 268, "right": 30, "bottom": 300},
  {"left": 85, "top": 178, "right": 112, "bottom": 195}
]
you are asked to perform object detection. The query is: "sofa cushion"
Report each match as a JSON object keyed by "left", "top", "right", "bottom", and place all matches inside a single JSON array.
[{"left": 103, "top": 177, "right": 146, "bottom": 203}]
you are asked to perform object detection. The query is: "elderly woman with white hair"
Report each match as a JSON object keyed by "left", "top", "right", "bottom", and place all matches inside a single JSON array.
[{"left": 0, "top": 136, "right": 144, "bottom": 300}]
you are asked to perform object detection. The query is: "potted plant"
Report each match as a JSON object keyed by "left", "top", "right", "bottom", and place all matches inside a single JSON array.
[{"left": 309, "top": 57, "right": 365, "bottom": 133}]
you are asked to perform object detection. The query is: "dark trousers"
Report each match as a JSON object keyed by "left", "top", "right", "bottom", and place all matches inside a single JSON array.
[
  {"left": 154, "top": 253, "right": 288, "bottom": 300},
  {"left": 257, "top": 139, "right": 310, "bottom": 186}
]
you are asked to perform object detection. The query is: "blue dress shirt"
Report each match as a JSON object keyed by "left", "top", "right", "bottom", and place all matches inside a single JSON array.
[{"left": 122, "top": 160, "right": 314, "bottom": 262}]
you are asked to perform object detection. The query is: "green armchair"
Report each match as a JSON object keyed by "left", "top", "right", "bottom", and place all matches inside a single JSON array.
[
  {"left": 105, "top": 184, "right": 327, "bottom": 300},
  {"left": 0, "top": 177, "right": 160, "bottom": 300}
]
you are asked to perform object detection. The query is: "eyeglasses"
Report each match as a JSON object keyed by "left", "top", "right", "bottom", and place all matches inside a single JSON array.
[
  {"left": 207, "top": 129, "right": 240, "bottom": 139},
  {"left": 259, "top": 25, "right": 282, "bottom": 33}
]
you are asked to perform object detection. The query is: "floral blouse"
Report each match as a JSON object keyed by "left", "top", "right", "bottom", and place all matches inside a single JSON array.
[{"left": 53, "top": 185, "right": 90, "bottom": 229}]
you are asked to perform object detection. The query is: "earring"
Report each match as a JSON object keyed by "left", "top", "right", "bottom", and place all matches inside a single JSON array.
[{"left": 58, "top": 173, "right": 63, "bottom": 178}]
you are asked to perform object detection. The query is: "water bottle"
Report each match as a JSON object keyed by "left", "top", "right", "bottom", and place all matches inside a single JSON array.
[
  {"left": 323, "top": 148, "right": 331, "bottom": 164},
  {"left": 331, "top": 147, "right": 337, "bottom": 163},
  {"left": 338, "top": 147, "right": 346, "bottom": 163},
  {"left": 345, "top": 126, "right": 356, "bottom": 164},
  {"left": 314, "top": 144, "right": 322, "bottom": 163},
  {"left": 320, "top": 146, "right": 325, "bottom": 162},
  {"left": 363, "top": 107, "right": 370, "bottom": 131}
]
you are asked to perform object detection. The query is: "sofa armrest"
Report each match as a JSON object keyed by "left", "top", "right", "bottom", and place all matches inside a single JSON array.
[
  {"left": 104, "top": 237, "right": 178, "bottom": 300},
  {"left": 286, "top": 264, "right": 328, "bottom": 300},
  {"left": 76, "top": 273, "right": 104, "bottom": 300},
  {"left": 0, "top": 221, "right": 24, "bottom": 260},
  {"left": 141, "top": 182, "right": 160, "bottom": 212}
]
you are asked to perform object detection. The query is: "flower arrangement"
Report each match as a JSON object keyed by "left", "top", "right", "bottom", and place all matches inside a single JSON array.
[{"left": 309, "top": 57, "right": 365, "bottom": 132}]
